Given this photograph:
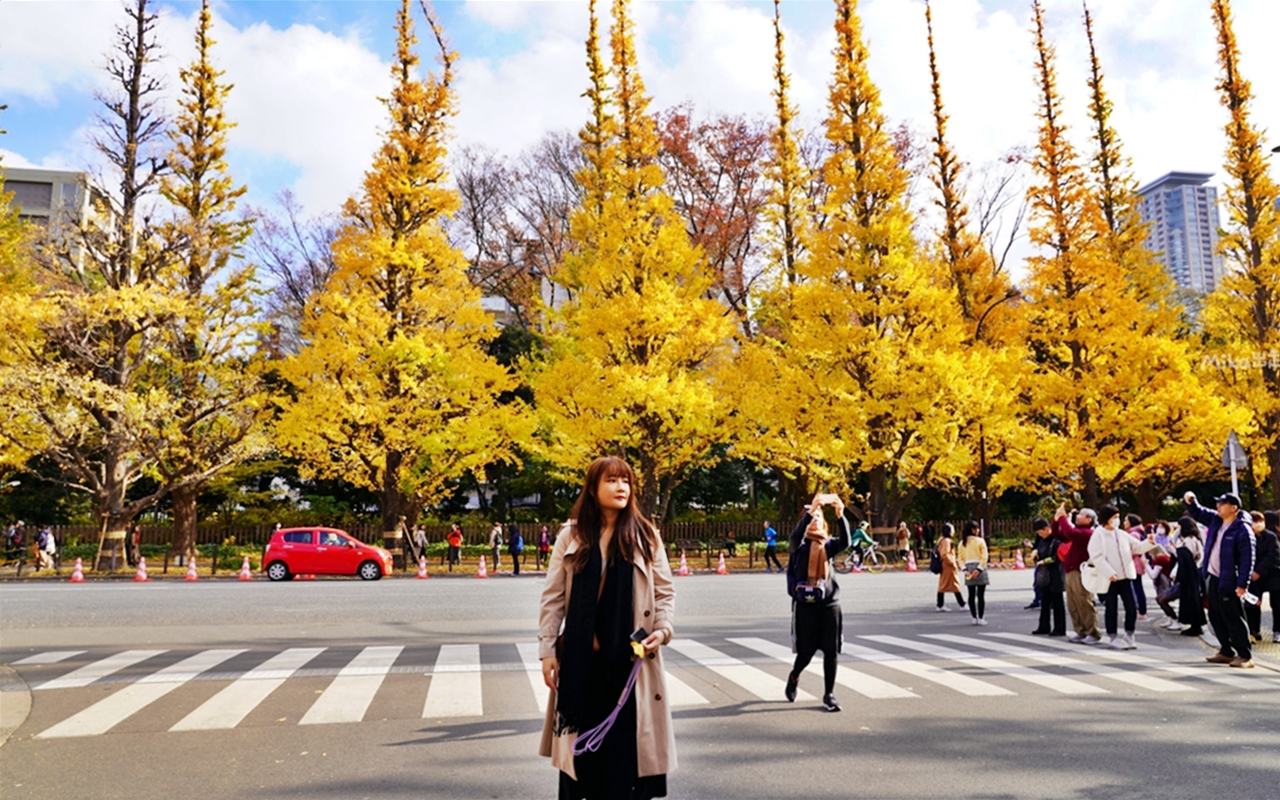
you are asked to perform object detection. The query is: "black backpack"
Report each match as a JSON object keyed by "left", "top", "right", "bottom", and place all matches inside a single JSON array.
[{"left": 929, "top": 548, "right": 942, "bottom": 574}]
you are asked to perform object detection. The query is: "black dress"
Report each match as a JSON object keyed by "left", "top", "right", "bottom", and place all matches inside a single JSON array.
[{"left": 559, "top": 557, "right": 667, "bottom": 800}]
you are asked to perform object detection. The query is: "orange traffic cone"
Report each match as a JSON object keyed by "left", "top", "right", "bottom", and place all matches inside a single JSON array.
[
  {"left": 676, "top": 551, "right": 690, "bottom": 577},
  {"left": 184, "top": 558, "right": 199, "bottom": 582},
  {"left": 416, "top": 555, "right": 429, "bottom": 579},
  {"left": 1014, "top": 549, "right": 1026, "bottom": 570},
  {"left": 238, "top": 556, "right": 253, "bottom": 581},
  {"left": 133, "top": 557, "right": 149, "bottom": 582},
  {"left": 715, "top": 552, "right": 728, "bottom": 575},
  {"left": 69, "top": 557, "right": 85, "bottom": 583},
  {"left": 906, "top": 550, "right": 919, "bottom": 573},
  {"left": 476, "top": 555, "right": 489, "bottom": 579}
]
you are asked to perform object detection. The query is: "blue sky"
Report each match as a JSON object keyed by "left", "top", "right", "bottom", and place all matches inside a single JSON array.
[{"left": 2, "top": 0, "right": 1277, "bottom": 235}]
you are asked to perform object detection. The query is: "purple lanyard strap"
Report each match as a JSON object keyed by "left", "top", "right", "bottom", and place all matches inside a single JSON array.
[{"left": 572, "top": 656, "right": 644, "bottom": 756}]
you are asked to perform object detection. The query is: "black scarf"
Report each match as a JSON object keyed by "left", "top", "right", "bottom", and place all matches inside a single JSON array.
[{"left": 555, "top": 538, "right": 603, "bottom": 736}]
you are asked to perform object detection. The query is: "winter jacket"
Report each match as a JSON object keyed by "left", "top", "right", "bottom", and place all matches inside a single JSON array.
[
  {"left": 1187, "top": 500, "right": 1255, "bottom": 593},
  {"left": 1052, "top": 516, "right": 1094, "bottom": 573}
]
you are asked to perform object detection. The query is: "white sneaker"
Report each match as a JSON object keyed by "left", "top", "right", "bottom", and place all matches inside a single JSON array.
[
  {"left": 1136, "top": 614, "right": 1149, "bottom": 622},
  {"left": 1108, "top": 637, "right": 1124, "bottom": 649},
  {"left": 1273, "top": 632, "right": 1280, "bottom": 644},
  {"left": 1165, "top": 620, "right": 1183, "bottom": 631},
  {"left": 1083, "top": 635, "right": 1102, "bottom": 645},
  {"left": 1122, "top": 633, "right": 1137, "bottom": 650},
  {"left": 977, "top": 618, "right": 989, "bottom": 626},
  {"left": 971, "top": 617, "right": 981, "bottom": 626},
  {"left": 1068, "top": 634, "right": 1087, "bottom": 644},
  {"left": 936, "top": 606, "right": 949, "bottom": 612}
]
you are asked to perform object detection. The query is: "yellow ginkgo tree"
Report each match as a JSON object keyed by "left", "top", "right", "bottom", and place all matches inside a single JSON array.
[
  {"left": 276, "top": 0, "right": 530, "bottom": 536},
  {"left": 528, "top": 0, "right": 736, "bottom": 521}
]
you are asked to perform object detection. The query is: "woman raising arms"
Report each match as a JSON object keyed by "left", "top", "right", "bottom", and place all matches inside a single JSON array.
[{"left": 538, "top": 457, "right": 676, "bottom": 800}]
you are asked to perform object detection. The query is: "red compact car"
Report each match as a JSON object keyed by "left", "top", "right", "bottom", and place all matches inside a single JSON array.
[{"left": 262, "top": 527, "right": 393, "bottom": 581}]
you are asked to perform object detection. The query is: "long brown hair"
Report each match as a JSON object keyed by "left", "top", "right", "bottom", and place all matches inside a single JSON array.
[{"left": 565, "top": 457, "right": 658, "bottom": 573}]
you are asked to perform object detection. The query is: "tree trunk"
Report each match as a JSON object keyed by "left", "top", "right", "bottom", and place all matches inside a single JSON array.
[
  {"left": 869, "top": 464, "right": 888, "bottom": 528},
  {"left": 171, "top": 484, "right": 198, "bottom": 563},
  {"left": 1268, "top": 441, "right": 1280, "bottom": 510},
  {"left": 1082, "top": 464, "right": 1101, "bottom": 511},
  {"left": 93, "top": 454, "right": 132, "bottom": 571},
  {"left": 776, "top": 472, "right": 808, "bottom": 527},
  {"left": 1134, "top": 478, "right": 1161, "bottom": 524}
]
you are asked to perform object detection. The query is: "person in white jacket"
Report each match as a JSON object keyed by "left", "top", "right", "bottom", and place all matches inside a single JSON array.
[{"left": 1087, "top": 506, "right": 1155, "bottom": 649}]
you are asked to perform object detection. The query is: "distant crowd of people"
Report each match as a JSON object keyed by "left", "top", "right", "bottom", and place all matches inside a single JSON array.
[
  {"left": 3, "top": 520, "right": 58, "bottom": 570},
  {"left": 409, "top": 520, "right": 555, "bottom": 574},
  {"left": 926, "top": 493, "right": 1277, "bottom": 669}
]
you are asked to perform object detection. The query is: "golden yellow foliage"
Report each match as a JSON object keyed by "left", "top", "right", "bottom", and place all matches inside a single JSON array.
[
  {"left": 529, "top": 0, "right": 736, "bottom": 520},
  {"left": 276, "top": 0, "right": 530, "bottom": 529}
]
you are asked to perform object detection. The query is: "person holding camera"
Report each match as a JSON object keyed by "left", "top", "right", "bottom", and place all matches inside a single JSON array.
[
  {"left": 538, "top": 457, "right": 675, "bottom": 800},
  {"left": 785, "top": 493, "right": 851, "bottom": 713}
]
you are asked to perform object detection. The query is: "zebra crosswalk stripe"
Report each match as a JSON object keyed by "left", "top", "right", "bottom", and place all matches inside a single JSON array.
[
  {"left": 12, "top": 651, "right": 85, "bottom": 666},
  {"left": 727, "top": 637, "right": 919, "bottom": 699},
  {"left": 990, "top": 633, "right": 1270, "bottom": 690},
  {"left": 926, "top": 634, "right": 1193, "bottom": 693},
  {"left": 37, "top": 650, "right": 245, "bottom": 739},
  {"left": 842, "top": 642, "right": 1015, "bottom": 697},
  {"left": 170, "top": 648, "right": 326, "bottom": 732},
  {"left": 861, "top": 635, "right": 1106, "bottom": 695},
  {"left": 422, "top": 644, "right": 483, "bottom": 718},
  {"left": 516, "top": 642, "right": 550, "bottom": 712},
  {"left": 36, "top": 650, "right": 167, "bottom": 691},
  {"left": 300, "top": 646, "right": 403, "bottom": 726},
  {"left": 666, "top": 639, "right": 814, "bottom": 702}
]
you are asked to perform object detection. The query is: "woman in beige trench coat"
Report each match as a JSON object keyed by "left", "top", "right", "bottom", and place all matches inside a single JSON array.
[
  {"left": 538, "top": 457, "right": 676, "bottom": 799},
  {"left": 935, "top": 523, "right": 966, "bottom": 612}
]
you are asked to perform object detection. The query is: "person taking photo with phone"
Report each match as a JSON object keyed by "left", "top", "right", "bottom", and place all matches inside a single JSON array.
[{"left": 784, "top": 493, "right": 851, "bottom": 712}]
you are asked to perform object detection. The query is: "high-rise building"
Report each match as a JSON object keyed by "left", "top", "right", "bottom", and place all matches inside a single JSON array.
[{"left": 1136, "top": 171, "right": 1222, "bottom": 293}]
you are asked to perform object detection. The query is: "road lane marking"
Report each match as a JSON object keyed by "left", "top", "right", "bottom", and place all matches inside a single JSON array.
[
  {"left": 36, "top": 650, "right": 166, "bottom": 690},
  {"left": 665, "top": 639, "right": 814, "bottom": 702},
  {"left": 861, "top": 635, "right": 1105, "bottom": 695},
  {"left": 926, "top": 634, "right": 1192, "bottom": 693},
  {"left": 170, "top": 648, "right": 325, "bottom": 731},
  {"left": 37, "top": 650, "right": 245, "bottom": 738},
  {"left": 842, "top": 642, "right": 1015, "bottom": 697},
  {"left": 728, "top": 637, "right": 918, "bottom": 699},
  {"left": 12, "top": 651, "right": 85, "bottom": 665},
  {"left": 516, "top": 643, "right": 551, "bottom": 713},
  {"left": 661, "top": 669, "right": 711, "bottom": 707},
  {"left": 299, "top": 646, "right": 403, "bottom": 725},
  {"left": 989, "top": 634, "right": 1271, "bottom": 689},
  {"left": 422, "top": 645, "right": 482, "bottom": 718}
]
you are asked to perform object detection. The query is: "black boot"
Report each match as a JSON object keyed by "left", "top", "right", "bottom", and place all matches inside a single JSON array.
[{"left": 785, "top": 673, "right": 798, "bottom": 703}]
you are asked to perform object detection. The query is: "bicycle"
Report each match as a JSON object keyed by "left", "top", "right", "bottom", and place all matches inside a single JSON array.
[{"left": 833, "top": 540, "right": 887, "bottom": 574}]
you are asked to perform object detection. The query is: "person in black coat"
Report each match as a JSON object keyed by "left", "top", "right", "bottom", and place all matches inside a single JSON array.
[
  {"left": 1174, "top": 516, "right": 1207, "bottom": 636},
  {"left": 1244, "top": 511, "right": 1279, "bottom": 643},
  {"left": 785, "top": 494, "right": 850, "bottom": 713},
  {"left": 1030, "top": 518, "right": 1066, "bottom": 636}
]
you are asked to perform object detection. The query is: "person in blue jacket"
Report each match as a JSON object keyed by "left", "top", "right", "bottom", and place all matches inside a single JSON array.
[
  {"left": 1184, "top": 492, "right": 1256, "bottom": 668},
  {"left": 762, "top": 521, "right": 783, "bottom": 573}
]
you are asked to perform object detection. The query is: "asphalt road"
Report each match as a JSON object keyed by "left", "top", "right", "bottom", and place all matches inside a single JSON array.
[{"left": 2, "top": 569, "right": 1278, "bottom": 799}]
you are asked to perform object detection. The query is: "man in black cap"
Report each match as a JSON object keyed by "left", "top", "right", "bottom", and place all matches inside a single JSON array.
[{"left": 1184, "top": 492, "right": 1256, "bottom": 668}]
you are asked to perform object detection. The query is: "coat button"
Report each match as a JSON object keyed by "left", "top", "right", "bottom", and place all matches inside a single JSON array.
[
  {"left": 648, "top": 652, "right": 656, "bottom": 660},
  {"left": 644, "top": 610, "right": 651, "bottom": 617},
  {"left": 655, "top": 694, "right": 662, "bottom": 701}
]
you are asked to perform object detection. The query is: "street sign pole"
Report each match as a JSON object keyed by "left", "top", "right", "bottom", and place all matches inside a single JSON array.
[{"left": 1221, "top": 430, "right": 1247, "bottom": 499}]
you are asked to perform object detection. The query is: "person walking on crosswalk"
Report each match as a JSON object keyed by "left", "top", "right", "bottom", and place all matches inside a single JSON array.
[
  {"left": 538, "top": 456, "right": 676, "bottom": 800},
  {"left": 784, "top": 494, "right": 851, "bottom": 713}
]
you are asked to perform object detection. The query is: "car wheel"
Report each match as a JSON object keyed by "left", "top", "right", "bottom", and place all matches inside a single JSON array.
[
  {"left": 266, "top": 560, "right": 290, "bottom": 582},
  {"left": 358, "top": 560, "right": 382, "bottom": 581}
]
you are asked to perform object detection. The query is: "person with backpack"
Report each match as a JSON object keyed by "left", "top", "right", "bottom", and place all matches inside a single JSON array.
[
  {"left": 35, "top": 526, "right": 53, "bottom": 570},
  {"left": 933, "top": 523, "right": 965, "bottom": 612},
  {"left": 785, "top": 494, "right": 851, "bottom": 713},
  {"left": 508, "top": 523, "right": 524, "bottom": 576}
]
